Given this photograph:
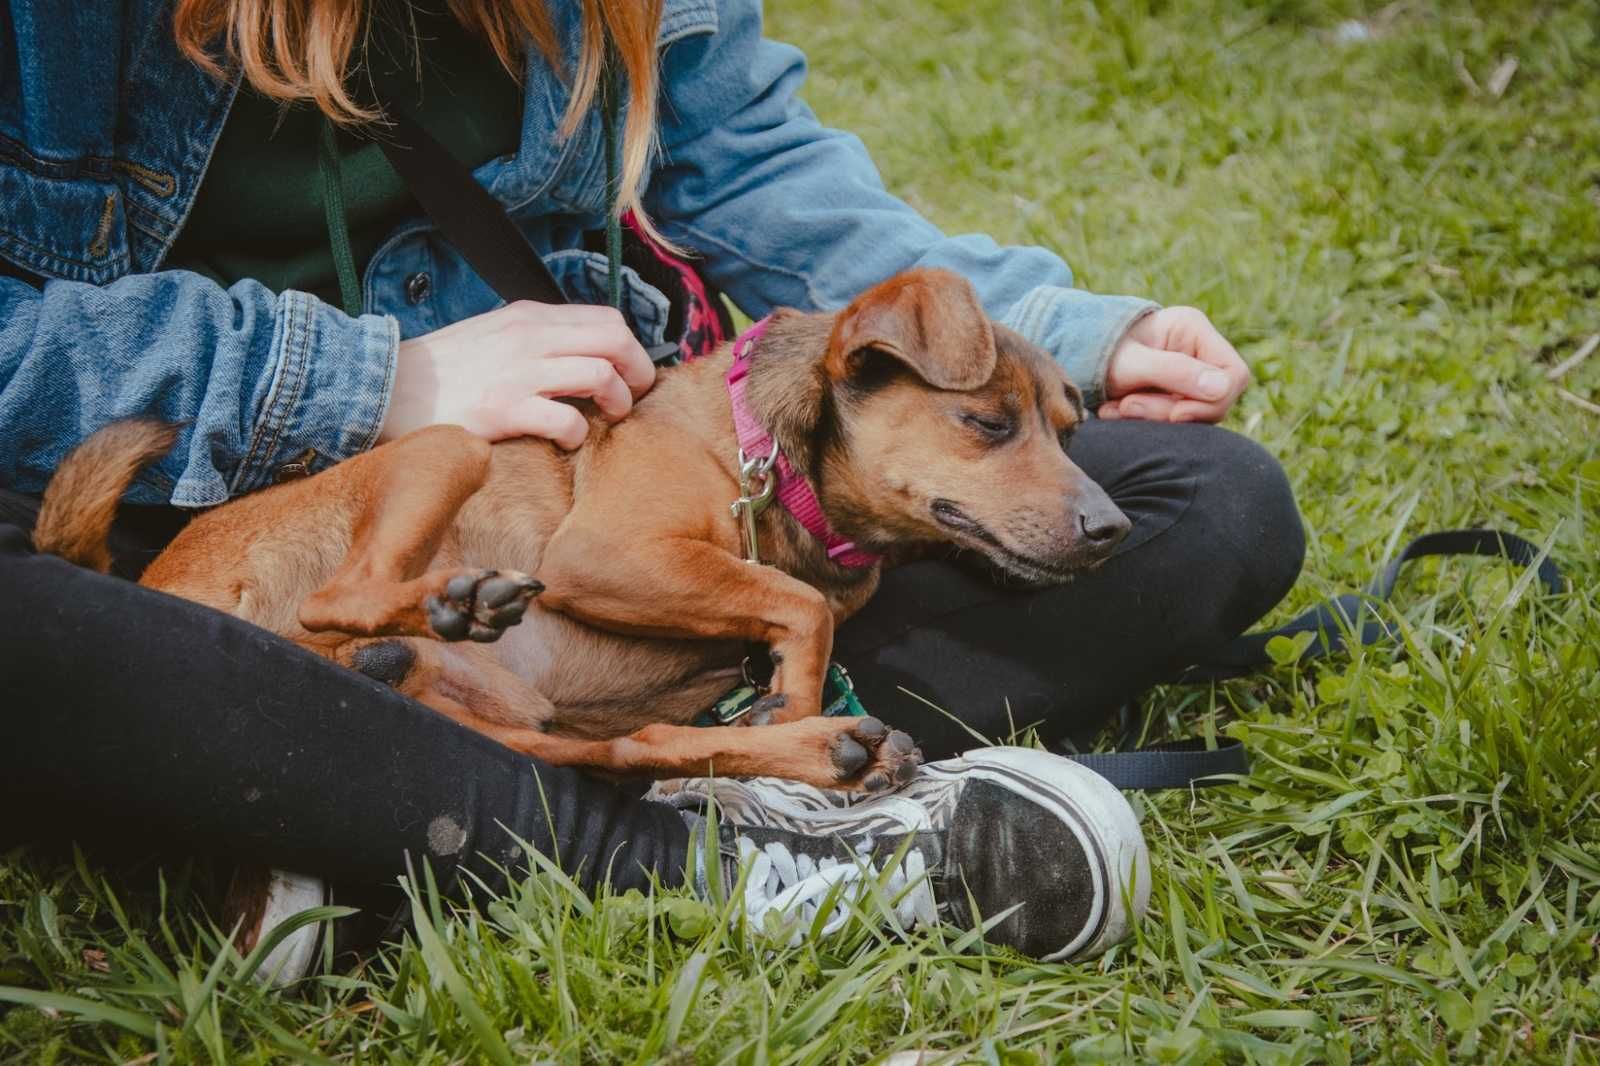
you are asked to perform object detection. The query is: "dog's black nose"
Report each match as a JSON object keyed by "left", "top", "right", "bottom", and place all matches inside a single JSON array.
[{"left": 1078, "top": 505, "right": 1131, "bottom": 551}]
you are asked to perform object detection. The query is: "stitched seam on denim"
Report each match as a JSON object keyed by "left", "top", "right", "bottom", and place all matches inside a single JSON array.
[
  {"left": 353, "top": 316, "right": 400, "bottom": 456},
  {"left": 126, "top": 213, "right": 172, "bottom": 244},
  {"left": 659, "top": 2, "right": 717, "bottom": 46},
  {"left": 1004, "top": 287, "right": 1054, "bottom": 340},
  {"left": 0, "top": 136, "right": 176, "bottom": 197},
  {"left": 0, "top": 133, "right": 119, "bottom": 180},
  {"left": 836, "top": 471, "right": 1201, "bottom": 662},
  {"left": 1014, "top": 290, "right": 1158, "bottom": 405},
  {"left": 0, "top": 227, "right": 128, "bottom": 270},
  {"left": 232, "top": 293, "right": 303, "bottom": 488},
  {"left": 151, "top": 72, "right": 243, "bottom": 270},
  {"left": 659, "top": 220, "right": 824, "bottom": 309},
  {"left": 1088, "top": 301, "right": 1158, "bottom": 401},
  {"left": 0, "top": 247, "right": 86, "bottom": 283},
  {"left": 257, "top": 300, "right": 316, "bottom": 478},
  {"left": 235, "top": 293, "right": 311, "bottom": 492}
]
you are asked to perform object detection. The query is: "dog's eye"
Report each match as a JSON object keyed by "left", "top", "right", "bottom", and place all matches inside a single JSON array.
[{"left": 961, "top": 412, "right": 1015, "bottom": 441}]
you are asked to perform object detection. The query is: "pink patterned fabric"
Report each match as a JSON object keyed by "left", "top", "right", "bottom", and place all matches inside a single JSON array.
[
  {"left": 723, "top": 318, "right": 882, "bottom": 568},
  {"left": 622, "top": 211, "right": 726, "bottom": 360}
]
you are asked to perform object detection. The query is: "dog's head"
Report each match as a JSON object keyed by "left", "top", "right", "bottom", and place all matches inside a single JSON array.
[{"left": 755, "top": 269, "right": 1130, "bottom": 583}]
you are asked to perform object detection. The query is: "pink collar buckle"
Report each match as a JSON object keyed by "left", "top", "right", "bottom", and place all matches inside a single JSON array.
[{"left": 720, "top": 318, "right": 882, "bottom": 569}]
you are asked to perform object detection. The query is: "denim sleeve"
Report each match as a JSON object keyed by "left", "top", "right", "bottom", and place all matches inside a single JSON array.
[
  {"left": 645, "top": 0, "right": 1156, "bottom": 406},
  {"left": 0, "top": 272, "right": 397, "bottom": 507}
]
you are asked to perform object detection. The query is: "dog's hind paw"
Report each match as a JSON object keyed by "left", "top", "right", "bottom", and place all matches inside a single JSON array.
[
  {"left": 828, "top": 717, "right": 923, "bottom": 791},
  {"left": 426, "top": 569, "right": 543, "bottom": 643}
]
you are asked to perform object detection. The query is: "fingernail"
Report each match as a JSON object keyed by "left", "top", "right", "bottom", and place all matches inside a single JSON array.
[
  {"left": 1198, "top": 369, "right": 1229, "bottom": 399},
  {"left": 1122, "top": 399, "right": 1146, "bottom": 418}
]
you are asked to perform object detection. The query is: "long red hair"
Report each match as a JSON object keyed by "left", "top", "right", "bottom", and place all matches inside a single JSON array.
[{"left": 174, "top": 0, "right": 664, "bottom": 231}]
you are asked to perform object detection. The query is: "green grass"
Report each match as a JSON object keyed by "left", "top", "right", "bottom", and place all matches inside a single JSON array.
[{"left": 5, "top": 0, "right": 1600, "bottom": 1061}]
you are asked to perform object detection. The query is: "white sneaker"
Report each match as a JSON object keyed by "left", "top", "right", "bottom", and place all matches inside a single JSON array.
[
  {"left": 231, "top": 748, "right": 1149, "bottom": 981},
  {"left": 224, "top": 866, "right": 328, "bottom": 986},
  {"left": 660, "top": 746, "right": 1150, "bottom": 962}
]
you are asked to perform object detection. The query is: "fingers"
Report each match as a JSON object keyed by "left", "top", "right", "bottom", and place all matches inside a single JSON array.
[
  {"left": 1104, "top": 381, "right": 1225, "bottom": 423},
  {"left": 1108, "top": 341, "right": 1234, "bottom": 404},
  {"left": 502, "top": 302, "right": 657, "bottom": 399},
  {"left": 527, "top": 356, "right": 634, "bottom": 420},
  {"left": 1179, "top": 310, "right": 1249, "bottom": 375},
  {"left": 1156, "top": 307, "right": 1251, "bottom": 399},
  {"left": 1104, "top": 394, "right": 1180, "bottom": 422},
  {"left": 1103, "top": 306, "right": 1253, "bottom": 424},
  {"left": 1167, "top": 398, "right": 1231, "bottom": 423},
  {"left": 490, "top": 395, "right": 590, "bottom": 450}
]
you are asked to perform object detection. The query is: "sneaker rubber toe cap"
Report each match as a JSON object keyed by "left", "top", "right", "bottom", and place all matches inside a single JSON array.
[{"left": 942, "top": 749, "right": 1150, "bottom": 962}]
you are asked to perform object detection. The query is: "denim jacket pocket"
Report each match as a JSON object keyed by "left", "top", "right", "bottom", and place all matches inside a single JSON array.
[
  {"left": 545, "top": 249, "right": 671, "bottom": 347},
  {"left": 0, "top": 158, "right": 130, "bottom": 284}
]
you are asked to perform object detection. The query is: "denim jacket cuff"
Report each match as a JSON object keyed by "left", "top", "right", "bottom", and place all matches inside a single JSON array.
[
  {"left": 228, "top": 291, "right": 398, "bottom": 496},
  {"left": 1000, "top": 286, "right": 1158, "bottom": 410}
]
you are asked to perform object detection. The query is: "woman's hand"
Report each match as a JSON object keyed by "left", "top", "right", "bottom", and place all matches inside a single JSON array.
[
  {"left": 1100, "top": 306, "right": 1250, "bottom": 423},
  {"left": 379, "top": 302, "right": 657, "bottom": 449}
]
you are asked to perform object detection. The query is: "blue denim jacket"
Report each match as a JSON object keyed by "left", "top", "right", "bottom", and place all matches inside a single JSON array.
[{"left": 0, "top": 0, "right": 1154, "bottom": 507}]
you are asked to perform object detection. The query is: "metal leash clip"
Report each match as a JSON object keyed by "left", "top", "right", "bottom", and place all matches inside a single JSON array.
[{"left": 730, "top": 441, "right": 780, "bottom": 564}]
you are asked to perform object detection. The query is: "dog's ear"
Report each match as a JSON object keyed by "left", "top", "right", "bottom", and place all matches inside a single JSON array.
[{"left": 826, "top": 269, "right": 997, "bottom": 391}]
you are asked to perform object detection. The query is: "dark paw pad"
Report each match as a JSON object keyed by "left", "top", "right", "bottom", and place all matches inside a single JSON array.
[
  {"left": 428, "top": 569, "right": 543, "bottom": 642},
  {"left": 831, "top": 718, "right": 923, "bottom": 790},
  {"left": 855, "top": 716, "right": 888, "bottom": 740},
  {"left": 830, "top": 732, "right": 871, "bottom": 776}
]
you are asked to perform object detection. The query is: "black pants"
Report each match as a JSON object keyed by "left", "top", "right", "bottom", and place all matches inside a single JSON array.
[{"left": 0, "top": 420, "right": 1303, "bottom": 897}]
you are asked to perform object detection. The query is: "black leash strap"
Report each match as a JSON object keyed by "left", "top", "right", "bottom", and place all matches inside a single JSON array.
[
  {"left": 376, "top": 106, "right": 679, "bottom": 361},
  {"left": 375, "top": 107, "right": 569, "bottom": 307},
  {"left": 1074, "top": 528, "right": 1565, "bottom": 790},
  {"left": 1183, "top": 528, "right": 1565, "bottom": 683},
  {"left": 1066, "top": 737, "right": 1250, "bottom": 791}
]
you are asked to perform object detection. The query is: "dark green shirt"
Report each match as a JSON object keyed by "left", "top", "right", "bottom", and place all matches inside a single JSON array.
[{"left": 165, "top": 2, "right": 523, "bottom": 308}]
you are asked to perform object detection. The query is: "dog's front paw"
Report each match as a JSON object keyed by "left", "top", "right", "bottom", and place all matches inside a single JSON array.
[
  {"left": 426, "top": 569, "right": 543, "bottom": 642},
  {"left": 828, "top": 717, "right": 922, "bottom": 791}
]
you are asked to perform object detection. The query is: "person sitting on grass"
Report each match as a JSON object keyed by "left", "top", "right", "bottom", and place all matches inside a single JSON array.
[{"left": 0, "top": 0, "right": 1303, "bottom": 972}]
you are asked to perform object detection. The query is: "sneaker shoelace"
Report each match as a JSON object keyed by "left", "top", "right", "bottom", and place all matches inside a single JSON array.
[{"left": 737, "top": 836, "right": 939, "bottom": 944}]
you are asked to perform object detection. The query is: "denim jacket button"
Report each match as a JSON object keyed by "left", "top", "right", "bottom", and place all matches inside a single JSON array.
[{"left": 404, "top": 272, "right": 433, "bottom": 305}]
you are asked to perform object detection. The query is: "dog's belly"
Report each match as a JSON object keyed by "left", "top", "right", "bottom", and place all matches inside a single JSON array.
[{"left": 491, "top": 604, "right": 744, "bottom": 737}]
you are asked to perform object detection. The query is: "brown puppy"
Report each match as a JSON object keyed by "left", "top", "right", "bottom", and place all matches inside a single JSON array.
[{"left": 36, "top": 269, "right": 1128, "bottom": 791}]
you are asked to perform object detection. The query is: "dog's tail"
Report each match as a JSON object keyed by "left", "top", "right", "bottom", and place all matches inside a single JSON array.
[{"left": 33, "top": 420, "right": 178, "bottom": 573}]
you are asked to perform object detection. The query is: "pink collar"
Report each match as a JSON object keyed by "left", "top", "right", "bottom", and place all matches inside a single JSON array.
[{"left": 722, "top": 318, "right": 881, "bottom": 568}]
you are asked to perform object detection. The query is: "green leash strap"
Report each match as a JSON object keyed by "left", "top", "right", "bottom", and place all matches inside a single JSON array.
[
  {"left": 317, "top": 119, "right": 364, "bottom": 319},
  {"left": 600, "top": 51, "right": 624, "bottom": 311},
  {"left": 694, "top": 662, "right": 868, "bottom": 727}
]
